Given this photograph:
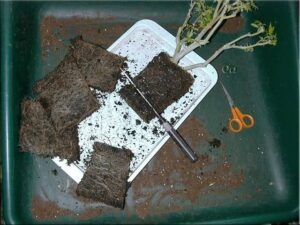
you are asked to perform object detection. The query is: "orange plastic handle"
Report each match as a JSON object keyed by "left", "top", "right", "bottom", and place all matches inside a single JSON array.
[
  {"left": 229, "top": 107, "right": 255, "bottom": 132},
  {"left": 229, "top": 118, "right": 243, "bottom": 133}
]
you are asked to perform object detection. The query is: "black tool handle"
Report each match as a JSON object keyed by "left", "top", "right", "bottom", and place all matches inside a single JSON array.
[{"left": 163, "top": 121, "right": 198, "bottom": 162}]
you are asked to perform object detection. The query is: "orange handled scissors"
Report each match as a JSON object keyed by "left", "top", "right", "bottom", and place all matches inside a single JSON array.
[{"left": 220, "top": 82, "right": 255, "bottom": 133}]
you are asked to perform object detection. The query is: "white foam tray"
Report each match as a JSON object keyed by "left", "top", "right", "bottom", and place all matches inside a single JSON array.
[{"left": 53, "top": 19, "right": 218, "bottom": 183}]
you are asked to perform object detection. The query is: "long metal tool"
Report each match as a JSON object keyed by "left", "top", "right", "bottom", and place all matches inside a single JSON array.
[{"left": 122, "top": 72, "right": 198, "bottom": 162}]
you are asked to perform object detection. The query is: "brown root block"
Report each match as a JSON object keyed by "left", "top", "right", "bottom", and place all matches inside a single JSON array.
[
  {"left": 36, "top": 58, "right": 100, "bottom": 133},
  {"left": 19, "top": 100, "right": 80, "bottom": 163},
  {"left": 57, "top": 125, "right": 80, "bottom": 163},
  {"left": 71, "top": 36, "right": 125, "bottom": 92},
  {"left": 19, "top": 100, "right": 57, "bottom": 156},
  {"left": 76, "top": 143, "right": 133, "bottom": 209},
  {"left": 33, "top": 53, "right": 78, "bottom": 95},
  {"left": 34, "top": 37, "right": 125, "bottom": 94},
  {"left": 119, "top": 52, "right": 194, "bottom": 123}
]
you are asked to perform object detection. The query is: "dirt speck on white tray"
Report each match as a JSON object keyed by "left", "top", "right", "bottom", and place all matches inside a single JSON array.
[{"left": 54, "top": 20, "right": 217, "bottom": 182}]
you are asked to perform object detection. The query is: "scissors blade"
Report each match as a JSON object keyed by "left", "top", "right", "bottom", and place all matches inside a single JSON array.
[{"left": 220, "top": 81, "right": 234, "bottom": 108}]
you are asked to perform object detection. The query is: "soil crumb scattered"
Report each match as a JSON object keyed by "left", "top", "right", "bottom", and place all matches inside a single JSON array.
[
  {"left": 222, "top": 126, "right": 228, "bottom": 133},
  {"left": 30, "top": 117, "right": 244, "bottom": 221},
  {"left": 40, "top": 16, "right": 130, "bottom": 59},
  {"left": 208, "top": 138, "right": 222, "bottom": 148},
  {"left": 135, "top": 119, "right": 141, "bottom": 125},
  {"left": 131, "top": 116, "right": 244, "bottom": 219},
  {"left": 32, "top": 196, "right": 74, "bottom": 221},
  {"left": 75, "top": 207, "right": 104, "bottom": 220},
  {"left": 31, "top": 196, "right": 111, "bottom": 221},
  {"left": 36, "top": 16, "right": 246, "bottom": 221}
]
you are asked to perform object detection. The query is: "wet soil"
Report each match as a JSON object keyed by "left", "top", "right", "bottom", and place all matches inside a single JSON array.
[
  {"left": 19, "top": 100, "right": 80, "bottom": 163},
  {"left": 34, "top": 53, "right": 100, "bottom": 133},
  {"left": 71, "top": 36, "right": 125, "bottom": 92},
  {"left": 36, "top": 36, "right": 124, "bottom": 94},
  {"left": 31, "top": 117, "right": 245, "bottom": 221},
  {"left": 76, "top": 143, "right": 133, "bottom": 208},
  {"left": 33, "top": 16, "right": 245, "bottom": 222},
  {"left": 208, "top": 138, "right": 222, "bottom": 148},
  {"left": 120, "top": 52, "right": 194, "bottom": 122},
  {"left": 31, "top": 196, "right": 112, "bottom": 221},
  {"left": 40, "top": 16, "right": 130, "bottom": 60},
  {"left": 19, "top": 100, "right": 58, "bottom": 157},
  {"left": 32, "top": 196, "right": 74, "bottom": 221},
  {"left": 131, "top": 116, "right": 244, "bottom": 218}
]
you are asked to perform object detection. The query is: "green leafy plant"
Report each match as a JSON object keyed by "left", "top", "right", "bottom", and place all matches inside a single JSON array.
[{"left": 171, "top": 0, "right": 278, "bottom": 70}]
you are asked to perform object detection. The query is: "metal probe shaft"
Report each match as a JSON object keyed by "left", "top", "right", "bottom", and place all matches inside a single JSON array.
[{"left": 122, "top": 72, "right": 198, "bottom": 162}]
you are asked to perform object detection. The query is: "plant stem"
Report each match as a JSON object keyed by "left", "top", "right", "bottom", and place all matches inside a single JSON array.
[
  {"left": 172, "top": 2, "right": 229, "bottom": 64},
  {"left": 202, "top": 5, "right": 228, "bottom": 42},
  {"left": 213, "top": 0, "right": 223, "bottom": 18},
  {"left": 174, "top": 0, "right": 196, "bottom": 57},
  {"left": 183, "top": 29, "right": 264, "bottom": 70},
  {"left": 231, "top": 41, "right": 272, "bottom": 50},
  {"left": 183, "top": 44, "right": 230, "bottom": 70}
]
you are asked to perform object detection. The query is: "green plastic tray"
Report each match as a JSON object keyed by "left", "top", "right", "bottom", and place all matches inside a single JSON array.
[{"left": 1, "top": 1, "right": 298, "bottom": 224}]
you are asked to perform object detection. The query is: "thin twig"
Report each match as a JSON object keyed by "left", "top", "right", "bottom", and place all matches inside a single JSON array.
[
  {"left": 174, "top": 0, "right": 196, "bottom": 57},
  {"left": 183, "top": 44, "right": 230, "bottom": 70},
  {"left": 183, "top": 29, "right": 264, "bottom": 70},
  {"left": 201, "top": 4, "right": 228, "bottom": 42},
  {"left": 172, "top": 4, "right": 228, "bottom": 63},
  {"left": 213, "top": 0, "right": 223, "bottom": 18},
  {"left": 171, "top": 0, "right": 274, "bottom": 68},
  {"left": 231, "top": 41, "right": 272, "bottom": 50}
]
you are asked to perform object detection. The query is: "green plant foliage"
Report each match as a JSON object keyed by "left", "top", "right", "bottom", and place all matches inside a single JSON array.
[
  {"left": 180, "top": 0, "right": 259, "bottom": 47},
  {"left": 253, "top": 21, "right": 277, "bottom": 45},
  {"left": 173, "top": 0, "right": 278, "bottom": 67},
  {"left": 235, "top": 0, "right": 258, "bottom": 12}
]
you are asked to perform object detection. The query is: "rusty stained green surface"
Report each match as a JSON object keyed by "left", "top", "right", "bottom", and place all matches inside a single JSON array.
[{"left": 1, "top": 1, "right": 298, "bottom": 224}]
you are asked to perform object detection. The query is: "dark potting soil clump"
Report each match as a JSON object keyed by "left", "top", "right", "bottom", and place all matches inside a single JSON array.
[
  {"left": 35, "top": 55, "right": 100, "bottom": 133},
  {"left": 34, "top": 37, "right": 125, "bottom": 94},
  {"left": 76, "top": 142, "right": 133, "bottom": 208},
  {"left": 19, "top": 100, "right": 80, "bottom": 163},
  {"left": 120, "top": 52, "right": 194, "bottom": 122},
  {"left": 33, "top": 53, "right": 75, "bottom": 95},
  {"left": 208, "top": 138, "right": 221, "bottom": 148},
  {"left": 19, "top": 100, "right": 57, "bottom": 156},
  {"left": 71, "top": 36, "right": 125, "bottom": 92},
  {"left": 58, "top": 125, "right": 80, "bottom": 162}
]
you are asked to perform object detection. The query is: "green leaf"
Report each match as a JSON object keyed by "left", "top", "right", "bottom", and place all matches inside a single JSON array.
[
  {"left": 268, "top": 23, "right": 275, "bottom": 35},
  {"left": 185, "top": 37, "right": 195, "bottom": 45},
  {"left": 251, "top": 20, "right": 263, "bottom": 29},
  {"left": 237, "top": 0, "right": 257, "bottom": 12},
  {"left": 251, "top": 22, "right": 259, "bottom": 28},
  {"left": 187, "top": 30, "right": 193, "bottom": 38}
]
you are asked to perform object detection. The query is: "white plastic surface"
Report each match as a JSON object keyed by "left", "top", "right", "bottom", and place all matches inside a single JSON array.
[{"left": 53, "top": 19, "right": 218, "bottom": 183}]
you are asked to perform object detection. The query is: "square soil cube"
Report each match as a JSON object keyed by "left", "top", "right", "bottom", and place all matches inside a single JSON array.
[
  {"left": 34, "top": 37, "right": 125, "bottom": 94},
  {"left": 37, "top": 59, "right": 100, "bottom": 133},
  {"left": 76, "top": 142, "right": 133, "bottom": 208},
  {"left": 71, "top": 36, "right": 125, "bottom": 92},
  {"left": 19, "top": 100, "right": 80, "bottom": 163},
  {"left": 33, "top": 53, "right": 77, "bottom": 95},
  {"left": 119, "top": 52, "right": 194, "bottom": 122}
]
